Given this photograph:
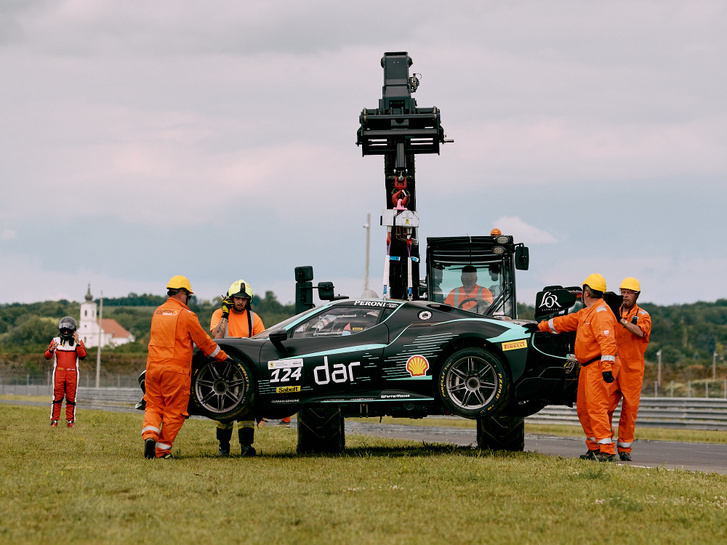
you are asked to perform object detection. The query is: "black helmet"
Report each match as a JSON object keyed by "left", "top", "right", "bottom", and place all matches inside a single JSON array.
[{"left": 58, "top": 316, "right": 77, "bottom": 332}]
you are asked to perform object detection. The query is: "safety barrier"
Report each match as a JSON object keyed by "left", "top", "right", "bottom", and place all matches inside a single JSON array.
[
  {"left": 3, "top": 385, "right": 727, "bottom": 430},
  {"left": 525, "top": 398, "right": 727, "bottom": 431}
]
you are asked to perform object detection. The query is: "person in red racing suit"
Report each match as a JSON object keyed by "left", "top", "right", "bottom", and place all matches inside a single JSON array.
[{"left": 45, "top": 316, "right": 87, "bottom": 428}]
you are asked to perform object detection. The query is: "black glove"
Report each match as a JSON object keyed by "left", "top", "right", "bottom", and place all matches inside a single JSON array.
[
  {"left": 221, "top": 296, "right": 233, "bottom": 319},
  {"left": 523, "top": 322, "right": 540, "bottom": 334},
  {"left": 602, "top": 371, "right": 614, "bottom": 383}
]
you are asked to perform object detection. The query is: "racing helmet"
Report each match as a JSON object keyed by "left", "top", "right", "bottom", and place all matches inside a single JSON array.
[
  {"left": 227, "top": 279, "right": 252, "bottom": 300},
  {"left": 166, "top": 275, "right": 194, "bottom": 294},
  {"left": 620, "top": 277, "right": 641, "bottom": 293},
  {"left": 58, "top": 316, "right": 77, "bottom": 342},
  {"left": 58, "top": 316, "right": 77, "bottom": 333}
]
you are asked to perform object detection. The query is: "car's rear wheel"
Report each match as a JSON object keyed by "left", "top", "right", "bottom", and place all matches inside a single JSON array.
[
  {"left": 190, "top": 356, "right": 255, "bottom": 422},
  {"left": 476, "top": 415, "right": 525, "bottom": 451},
  {"left": 438, "top": 347, "right": 510, "bottom": 418},
  {"left": 297, "top": 406, "right": 345, "bottom": 454}
]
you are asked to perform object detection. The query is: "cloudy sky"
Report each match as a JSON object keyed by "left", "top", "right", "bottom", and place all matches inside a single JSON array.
[{"left": 1, "top": 0, "right": 725, "bottom": 309}]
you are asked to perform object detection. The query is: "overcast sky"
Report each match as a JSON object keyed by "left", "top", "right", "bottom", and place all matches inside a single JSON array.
[{"left": 1, "top": 0, "right": 725, "bottom": 309}]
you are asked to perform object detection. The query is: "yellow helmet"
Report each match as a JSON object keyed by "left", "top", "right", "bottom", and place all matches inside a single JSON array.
[
  {"left": 620, "top": 277, "right": 641, "bottom": 292},
  {"left": 227, "top": 279, "right": 252, "bottom": 299},
  {"left": 166, "top": 275, "right": 194, "bottom": 294},
  {"left": 582, "top": 273, "right": 607, "bottom": 293}
]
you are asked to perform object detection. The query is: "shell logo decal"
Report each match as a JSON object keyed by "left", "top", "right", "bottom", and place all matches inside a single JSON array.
[{"left": 406, "top": 355, "right": 430, "bottom": 377}]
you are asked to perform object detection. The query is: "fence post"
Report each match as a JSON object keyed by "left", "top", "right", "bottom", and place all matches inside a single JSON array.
[
  {"left": 670, "top": 380, "right": 674, "bottom": 397},
  {"left": 654, "top": 381, "right": 657, "bottom": 397},
  {"left": 706, "top": 380, "right": 709, "bottom": 398}
]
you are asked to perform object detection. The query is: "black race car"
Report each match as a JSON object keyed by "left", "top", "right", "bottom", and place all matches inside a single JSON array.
[{"left": 139, "top": 297, "right": 579, "bottom": 452}]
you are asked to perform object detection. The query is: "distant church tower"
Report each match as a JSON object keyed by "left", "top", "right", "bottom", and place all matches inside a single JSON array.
[
  {"left": 78, "top": 284, "right": 134, "bottom": 348},
  {"left": 79, "top": 284, "right": 99, "bottom": 346}
]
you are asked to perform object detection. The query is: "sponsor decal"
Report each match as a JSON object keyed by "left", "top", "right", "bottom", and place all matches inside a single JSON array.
[
  {"left": 381, "top": 393, "right": 411, "bottom": 399},
  {"left": 276, "top": 385, "right": 301, "bottom": 394},
  {"left": 502, "top": 339, "right": 528, "bottom": 351},
  {"left": 418, "top": 310, "right": 432, "bottom": 321},
  {"left": 268, "top": 358, "right": 303, "bottom": 369},
  {"left": 268, "top": 358, "right": 304, "bottom": 384},
  {"left": 406, "top": 355, "right": 430, "bottom": 377},
  {"left": 314, "top": 356, "right": 361, "bottom": 385},
  {"left": 537, "top": 291, "right": 565, "bottom": 311},
  {"left": 353, "top": 300, "right": 399, "bottom": 308}
]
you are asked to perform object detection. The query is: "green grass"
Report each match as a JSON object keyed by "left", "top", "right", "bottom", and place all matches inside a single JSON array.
[{"left": 1, "top": 404, "right": 726, "bottom": 544}]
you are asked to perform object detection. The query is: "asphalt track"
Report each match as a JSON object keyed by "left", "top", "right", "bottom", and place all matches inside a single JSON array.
[
  {"left": 345, "top": 420, "right": 727, "bottom": 475},
  {"left": 4, "top": 398, "right": 725, "bottom": 475}
]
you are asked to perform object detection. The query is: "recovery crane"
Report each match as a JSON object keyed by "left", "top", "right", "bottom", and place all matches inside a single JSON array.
[{"left": 357, "top": 52, "right": 529, "bottom": 320}]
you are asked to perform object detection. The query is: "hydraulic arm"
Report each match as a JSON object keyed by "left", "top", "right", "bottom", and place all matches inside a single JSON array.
[{"left": 357, "top": 52, "right": 448, "bottom": 300}]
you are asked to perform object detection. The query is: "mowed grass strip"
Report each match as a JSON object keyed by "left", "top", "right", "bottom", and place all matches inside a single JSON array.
[{"left": 1, "top": 404, "right": 726, "bottom": 545}]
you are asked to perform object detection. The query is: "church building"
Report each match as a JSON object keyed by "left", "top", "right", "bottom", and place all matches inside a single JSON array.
[{"left": 78, "top": 285, "right": 135, "bottom": 348}]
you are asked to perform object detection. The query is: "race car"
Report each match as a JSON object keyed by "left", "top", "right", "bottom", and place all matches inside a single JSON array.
[{"left": 138, "top": 296, "right": 579, "bottom": 453}]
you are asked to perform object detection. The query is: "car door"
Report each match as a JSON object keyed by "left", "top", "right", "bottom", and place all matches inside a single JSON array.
[{"left": 257, "top": 304, "right": 389, "bottom": 404}]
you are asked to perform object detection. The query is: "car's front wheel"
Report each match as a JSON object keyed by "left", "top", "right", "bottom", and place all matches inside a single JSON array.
[
  {"left": 438, "top": 347, "right": 510, "bottom": 418},
  {"left": 190, "top": 356, "right": 255, "bottom": 422}
]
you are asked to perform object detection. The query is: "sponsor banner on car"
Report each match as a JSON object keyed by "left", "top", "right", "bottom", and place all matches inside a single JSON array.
[
  {"left": 268, "top": 358, "right": 304, "bottom": 369},
  {"left": 276, "top": 385, "right": 302, "bottom": 394},
  {"left": 406, "top": 355, "right": 430, "bottom": 377},
  {"left": 502, "top": 339, "right": 528, "bottom": 351}
]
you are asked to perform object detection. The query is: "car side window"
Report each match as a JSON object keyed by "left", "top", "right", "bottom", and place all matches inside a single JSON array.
[{"left": 291, "top": 307, "right": 383, "bottom": 339}]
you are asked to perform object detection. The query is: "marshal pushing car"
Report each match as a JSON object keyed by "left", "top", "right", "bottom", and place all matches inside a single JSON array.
[{"left": 138, "top": 292, "right": 582, "bottom": 454}]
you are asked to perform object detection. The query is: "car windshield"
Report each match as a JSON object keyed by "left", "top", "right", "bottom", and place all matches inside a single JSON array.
[
  {"left": 255, "top": 306, "right": 321, "bottom": 339},
  {"left": 432, "top": 262, "right": 504, "bottom": 315},
  {"left": 290, "top": 306, "right": 384, "bottom": 339}
]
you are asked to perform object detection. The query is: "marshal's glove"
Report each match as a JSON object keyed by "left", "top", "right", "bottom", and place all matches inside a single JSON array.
[
  {"left": 523, "top": 322, "right": 540, "bottom": 334},
  {"left": 602, "top": 371, "right": 614, "bottom": 383},
  {"left": 221, "top": 296, "right": 233, "bottom": 320}
]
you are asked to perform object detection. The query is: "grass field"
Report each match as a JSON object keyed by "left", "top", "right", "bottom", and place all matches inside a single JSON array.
[{"left": 1, "top": 403, "right": 726, "bottom": 545}]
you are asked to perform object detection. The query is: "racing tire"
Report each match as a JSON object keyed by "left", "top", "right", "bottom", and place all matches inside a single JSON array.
[
  {"left": 190, "top": 356, "right": 255, "bottom": 423},
  {"left": 438, "top": 347, "right": 510, "bottom": 418},
  {"left": 476, "top": 415, "right": 525, "bottom": 452},
  {"left": 296, "top": 407, "right": 345, "bottom": 454}
]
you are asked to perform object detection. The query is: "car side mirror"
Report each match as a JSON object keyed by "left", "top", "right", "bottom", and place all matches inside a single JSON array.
[{"left": 269, "top": 330, "right": 288, "bottom": 352}]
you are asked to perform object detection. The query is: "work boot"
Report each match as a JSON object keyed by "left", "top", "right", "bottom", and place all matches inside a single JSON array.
[
  {"left": 217, "top": 426, "right": 233, "bottom": 457},
  {"left": 241, "top": 444, "right": 257, "bottom": 457},
  {"left": 579, "top": 450, "right": 598, "bottom": 461},
  {"left": 50, "top": 420, "right": 58, "bottom": 427},
  {"left": 619, "top": 451, "right": 632, "bottom": 462},
  {"left": 144, "top": 438, "right": 156, "bottom": 459},
  {"left": 160, "top": 452, "right": 173, "bottom": 460},
  {"left": 67, "top": 421, "right": 75, "bottom": 428},
  {"left": 597, "top": 452, "right": 616, "bottom": 463}
]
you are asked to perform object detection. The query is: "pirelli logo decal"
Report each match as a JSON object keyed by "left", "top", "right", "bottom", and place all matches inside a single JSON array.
[
  {"left": 276, "top": 385, "right": 301, "bottom": 394},
  {"left": 502, "top": 339, "right": 528, "bottom": 351}
]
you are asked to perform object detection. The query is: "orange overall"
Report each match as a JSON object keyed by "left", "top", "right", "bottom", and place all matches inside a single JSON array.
[
  {"left": 609, "top": 304, "right": 651, "bottom": 454},
  {"left": 444, "top": 285, "right": 493, "bottom": 312},
  {"left": 539, "top": 301, "right": 618, "bottom": 455},
  {"left": 210, "top": 308, "right": 265, "bottom": 338},
  {"left": 142, "top": 297, "right": 228, "bottom": 458}
]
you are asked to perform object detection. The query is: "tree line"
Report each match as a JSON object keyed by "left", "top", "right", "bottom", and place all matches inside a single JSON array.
[{"left": 1, "top": 295, "right": 726, "bottom": 371}]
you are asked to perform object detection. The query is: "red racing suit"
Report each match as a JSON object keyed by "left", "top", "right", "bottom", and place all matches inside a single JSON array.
[
  {"left": 45, "top": 337, "right": 87, "bottom": 423},
  {"left": 608, "top": 304, "right": 651, "bottom": 454},
  {"left": 539, "top": 300, "right": 618, "bottom": 455},
  {"left": 142, "top": 297, "right": 228, "bottom": 458}
]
